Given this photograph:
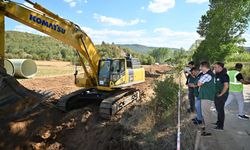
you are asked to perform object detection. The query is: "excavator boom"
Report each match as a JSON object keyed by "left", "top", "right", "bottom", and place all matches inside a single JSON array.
[{"left": 0, "top": 0, "right": 145, "bottom": 119}]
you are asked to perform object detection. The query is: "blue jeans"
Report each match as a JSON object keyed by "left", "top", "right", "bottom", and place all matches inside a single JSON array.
[{"left": 195, "top": 97, "right": 203, "bottom": 121}]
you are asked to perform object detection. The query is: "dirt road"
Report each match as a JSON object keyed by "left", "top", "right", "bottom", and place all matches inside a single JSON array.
[
  {"left": 20, "top": 75, "right": 81, "bottom": 100},
  {"left": 198, "top": 85, "right": 250, "bottom": 150}
]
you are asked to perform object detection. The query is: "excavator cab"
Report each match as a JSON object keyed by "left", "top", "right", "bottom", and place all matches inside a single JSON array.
[
  {"left": 97, "top": 57, "right": 145, "bottom": 90},
  {"left": 98, "top": 59, "right": 125, "bottom": 87}
]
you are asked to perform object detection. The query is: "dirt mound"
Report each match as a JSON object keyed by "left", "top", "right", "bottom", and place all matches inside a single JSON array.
[
  {"left": 144, "top": 65, "right": 173, "bottom": 77},
  {"left": 0, "top": 67, "right": 42, "bottom": 118},
  {"left": 0, "top": 104, "right": 141, "bottom": 150},
  {"left": 144, "top": 64, "right": 173, "bottom": 73}
]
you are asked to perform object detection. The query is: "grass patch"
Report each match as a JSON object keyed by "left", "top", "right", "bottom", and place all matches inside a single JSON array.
[
  {"left": 36, "top": 67, "right": 75, "bottom": 77},
  {"left": 33, "top": 61, "right": 84, "bottom": 77},
  {"left": 143, "top": 130, "right": 156, "bottom": 144}
]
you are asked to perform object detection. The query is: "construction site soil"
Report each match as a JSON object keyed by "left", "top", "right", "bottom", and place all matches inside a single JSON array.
[{"left": 0, "top": 64, "right": 177, "bottom": 150}]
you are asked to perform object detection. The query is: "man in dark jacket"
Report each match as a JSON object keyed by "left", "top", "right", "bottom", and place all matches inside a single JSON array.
[
  {"left": 188, "top": 68, "right": 203, "bottom": 124},
  {"left": 214, "top": 62, "right": 229, "bottom": 130},
  {"left": 187, "top": 67, "right": 198, "bottom": 113}
]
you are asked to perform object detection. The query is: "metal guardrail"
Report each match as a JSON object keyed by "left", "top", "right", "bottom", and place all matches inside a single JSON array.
[{"left": 175, "top": 71, "right": 198, "bottom": 150}]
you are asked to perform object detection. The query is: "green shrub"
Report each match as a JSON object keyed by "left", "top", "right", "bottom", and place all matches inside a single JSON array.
[
  {"left": 226, "top": 52, "right": 250, "bottom": 62},
  {"left": 139, "top": 55, "right": 155, "bottom": 65},
  {"left": 241, "top": 65, "right": 250, "bottom": 80},
  {"left": 154, "top": 76, "right": 179, "bottom": 120}
]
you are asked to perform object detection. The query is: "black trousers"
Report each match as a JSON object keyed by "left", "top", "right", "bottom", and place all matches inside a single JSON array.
[
  {"left": 214, "top": 95, "right": 228, "bottom": 128},
  {"left": 188, "top": 92, "right": 195, "bottom": 112}
]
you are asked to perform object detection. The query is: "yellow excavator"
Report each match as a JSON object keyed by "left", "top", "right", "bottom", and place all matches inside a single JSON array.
[{"left": 0, "top": 0, "right": 145, "bottom": 118}]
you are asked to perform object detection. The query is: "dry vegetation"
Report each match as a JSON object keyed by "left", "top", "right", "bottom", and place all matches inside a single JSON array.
[{"left": 34, "top": 61, "right": 84, "bottom": 77}]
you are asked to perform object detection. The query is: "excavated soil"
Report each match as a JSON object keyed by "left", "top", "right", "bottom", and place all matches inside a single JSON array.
[{"left": 0, "top": 64, "right": 174, "bottom": 150}]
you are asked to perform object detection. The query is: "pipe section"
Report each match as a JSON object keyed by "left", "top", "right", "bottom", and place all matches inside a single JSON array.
[
  {"left": 8, "top": 59, "right": 37, "bottom": 78},
  {"left": 4, "top": 59, "right": 15, "bottom": 76}
]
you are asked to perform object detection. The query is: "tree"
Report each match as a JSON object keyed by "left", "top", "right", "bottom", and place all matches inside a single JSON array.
[
  {"left": 147, "top": 55, "right": 155, "bottom": 65},
  {"left": 150, "top": 48, "right": 170, "bottom": 64},
  {"left": 171, "top": 49, "right": 188, "bottom": 71},
  {"left": 193, "top": 0, "right": 250, "bottom": 64},
  {"left": 60, "top": 48, "right": 67, "bottom": 59}
]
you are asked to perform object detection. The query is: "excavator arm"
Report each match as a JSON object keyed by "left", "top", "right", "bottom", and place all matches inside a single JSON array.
[
  {"left": 0, "top": 0, "right": 145, "bottom": 119},
  {"left": 0, "top": 0, "right": 100, "bottom": 87}
]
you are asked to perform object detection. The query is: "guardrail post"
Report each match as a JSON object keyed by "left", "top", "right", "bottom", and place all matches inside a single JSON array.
[{"left": 176, "top": 72, "right": 182, "bottom": 150}]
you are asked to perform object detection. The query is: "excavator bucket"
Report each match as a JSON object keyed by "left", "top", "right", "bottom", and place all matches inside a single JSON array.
[{"left": 0, "top": 66, "right": 42, "bottom": 119}]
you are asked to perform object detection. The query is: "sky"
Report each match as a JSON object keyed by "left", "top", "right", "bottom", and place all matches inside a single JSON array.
[{"left": 4, "top": 0, "right": 250, "bottom": 50}]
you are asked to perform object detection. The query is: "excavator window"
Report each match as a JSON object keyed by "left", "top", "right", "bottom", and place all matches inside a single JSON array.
[
  {"left": 126, "top": 58, "right": 141, "bottom": 69},
  {"left": 98, "top": 60, "right": 111, "bottom": 86},
  {"left": 98, "top": 59, "right": 125, "bottom": 86},
  {"left": 110, "top": 59, "right": 125, "bottom": 83}
]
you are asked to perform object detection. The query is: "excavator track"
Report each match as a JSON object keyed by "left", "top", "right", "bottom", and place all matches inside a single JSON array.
[
  {"left": 56, "top": 88, "right": 140, "bottom": 119},
  {"left": 99, "top": 89, "right": 140, "bottom": 119},
  {"left": 56, "top": 88, "right": 108, "bottom": 111}
]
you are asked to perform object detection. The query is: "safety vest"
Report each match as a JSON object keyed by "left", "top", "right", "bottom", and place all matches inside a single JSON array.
[{"left": 227, "top": 70, "right": 243, "bottom": 92}]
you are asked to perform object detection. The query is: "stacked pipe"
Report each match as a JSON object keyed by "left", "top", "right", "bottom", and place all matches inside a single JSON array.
[{"left": 3, "top": 59, "right": 37, "bottom": 78}]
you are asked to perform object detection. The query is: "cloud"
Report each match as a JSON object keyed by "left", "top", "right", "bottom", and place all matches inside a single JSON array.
[
  {"left": 154, "top": 28, "right": 197, "bottom": 37},
  {"left": 64, "top": 0, "right": 77, "bottom": 7},
  {"left": 69, "top": 2, "right": 76, "bottom": 7},
  {"left": 81, "top": 26, "right": 199, "bottom": 49},
  {"left": 76, "top": 10, "right": 83, "bottom": 14},
  {"left": 76, "top": 0, "right": 87, "bottom": 4},
  {"left": 153, "top": 28, "right": 200, "bottom": 48},
  {"left": 12, "top": 23, "right": 199, "bottom": 49},
  {"left": 141, "top": 6, "right": 145, "bottom": 10},
  {"left": 148, "top": 0, "right": 175, "bottom": 13},
  {"left": 82, "top": 26, "right": 144, "bottom": 38},
  {"left": 93, "top": 13, "right": 145, "bottom": 26},
  {"left": 186, "top": 0, "right": 208, "bottom": 4},
  {"left": 12, "top": 24, "right": 199, "bottom": 49},
  {"left": 14, "top": 25, "right": 46, "bottom": 36}
]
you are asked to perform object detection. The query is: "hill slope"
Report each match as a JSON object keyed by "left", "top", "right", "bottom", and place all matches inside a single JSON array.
[
  {"left": 118, "top": 44, "right": 155, "bottom": 53},
  {"left": 5, "top": 31, "right": 75, "bottom": 60},
  {"left": 118, "top": 44, "right": 180, "bottom": 54},
  {"left": 246, "top": 47, "right": 250, "bottom": 52},
  {"left": 4, "top": 31, "right": 139, "bottom": 61},
  {"left": 4, "top": 31, "right": 181, "bottom": 65}
]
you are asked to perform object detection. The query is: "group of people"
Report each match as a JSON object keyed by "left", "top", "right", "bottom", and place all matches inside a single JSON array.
[{"left": 185, "top": 61, "right": 249, "bottom": 136}]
